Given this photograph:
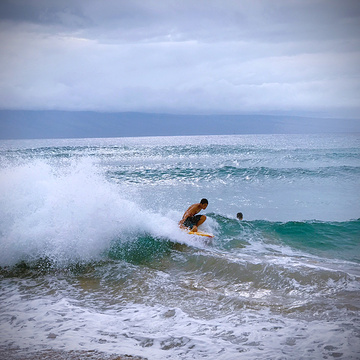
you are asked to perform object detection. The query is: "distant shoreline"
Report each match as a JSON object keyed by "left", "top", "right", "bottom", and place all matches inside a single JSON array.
[{"left": 0, "top": 110, "right": 359, "bottom": 140}]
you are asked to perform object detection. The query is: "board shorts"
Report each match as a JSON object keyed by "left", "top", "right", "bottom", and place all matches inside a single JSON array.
[{"left": 183, "top": 215, "right": 202, "bottom": 229}]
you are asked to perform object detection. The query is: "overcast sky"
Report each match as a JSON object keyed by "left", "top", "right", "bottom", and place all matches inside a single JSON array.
[{"left": 0, "top": 0, "right": 359, "bottom": 118}]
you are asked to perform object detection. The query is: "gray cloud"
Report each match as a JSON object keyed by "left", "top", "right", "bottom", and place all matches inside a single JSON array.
[{"left": 0, "top": 0, "right": 359, "bottom": 117}]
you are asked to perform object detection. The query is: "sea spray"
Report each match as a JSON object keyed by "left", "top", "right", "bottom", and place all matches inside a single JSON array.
[
  {"left": 0, "top": 157, "right": 204, "bottom": 268},
  {"left": 0, "top": 158, "right": 157, "bottom": 267},
  {"left": 0, "top": 159, "right": 118, "bottom": 266}
]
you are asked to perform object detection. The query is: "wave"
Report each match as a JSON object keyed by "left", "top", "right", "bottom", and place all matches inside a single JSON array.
[
  {"left": 211, "top": 214, "right": 360, "bottom": 263},
  {"left": 0, "top": 158, "right": 203, "bottom": 270},
  {"left": 108, "top": 165, "right": 360, "bottom": 185},
  {"left": 1, "top": 157, "right": 359, "bottom": 270},
  {"left": 3, "top": 141, "right": 359, "bottom": 185},
  {"left": 0, "top": 159, "right": 160, "bottom": 267}
]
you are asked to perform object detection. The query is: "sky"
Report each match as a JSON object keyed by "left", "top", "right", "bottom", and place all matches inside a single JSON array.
[{"left": 0, "top": 0, "right": 359, "bottom": 118}]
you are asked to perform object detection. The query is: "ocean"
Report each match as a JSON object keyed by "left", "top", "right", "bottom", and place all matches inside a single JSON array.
[{"left": 0, "top": 133, "right": 359, "bottom": 359}]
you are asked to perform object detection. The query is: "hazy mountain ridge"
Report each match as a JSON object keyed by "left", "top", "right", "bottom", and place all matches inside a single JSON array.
[{"left": 0, "top": 110, "right": 359, "bottom": 139}]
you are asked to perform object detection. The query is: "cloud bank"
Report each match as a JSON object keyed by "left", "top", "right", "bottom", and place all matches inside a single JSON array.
[{"left": 0, "top": 0, "right": 359, "bottom": 117}]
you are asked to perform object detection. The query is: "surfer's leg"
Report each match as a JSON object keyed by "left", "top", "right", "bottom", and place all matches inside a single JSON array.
[
  {"left": 192, "top": 215, "right": 206, "bottom": 232},
  {"left": 197, "top": 215, "right": 206, "bottom": 226}
]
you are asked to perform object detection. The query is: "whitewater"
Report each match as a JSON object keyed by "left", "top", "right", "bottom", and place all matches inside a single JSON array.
[{"left": 0, "top": 134, "right": 359, "bottom": 359}]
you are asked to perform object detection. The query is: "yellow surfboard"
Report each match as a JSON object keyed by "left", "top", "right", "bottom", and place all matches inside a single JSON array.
[{"left": 186, "top": 229, "right": 214, "bottom": 238}]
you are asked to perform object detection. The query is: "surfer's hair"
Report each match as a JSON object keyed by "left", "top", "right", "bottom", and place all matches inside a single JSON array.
[{"left": 200, "top": 198, "right": 208, "bottom": 205}]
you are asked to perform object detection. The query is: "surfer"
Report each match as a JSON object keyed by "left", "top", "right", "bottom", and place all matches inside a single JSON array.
[
  {"left": 237, "top": 212, "right": 243, "bottom": 220},
  {"left": 179, "top": 198, "right": 208, "bottom": 232}
]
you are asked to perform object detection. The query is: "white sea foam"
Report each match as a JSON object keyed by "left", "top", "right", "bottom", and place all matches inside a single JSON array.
[
  {"left": 0, "top": 158, "right": 195, "bottom": 267},
  {"left": 1, "top": 287, "right": 358, "bottom": 360}
]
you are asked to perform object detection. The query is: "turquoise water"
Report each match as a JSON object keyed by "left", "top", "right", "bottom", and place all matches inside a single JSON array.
[{"left": 0, "top": 134, "right": 359, "bottom": 359}]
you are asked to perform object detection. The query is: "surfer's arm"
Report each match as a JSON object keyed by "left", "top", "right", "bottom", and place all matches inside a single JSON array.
[
  {"left": 179, "top": 211, "right": 192, "bottom": 226},
  {"left": 182, "top": 204, "right": 200, "bottom": 219}
]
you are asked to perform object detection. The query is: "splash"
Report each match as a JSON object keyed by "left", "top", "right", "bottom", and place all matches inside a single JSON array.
[{"left": 0, "top": 158, "right": 187, "bottom": 268}]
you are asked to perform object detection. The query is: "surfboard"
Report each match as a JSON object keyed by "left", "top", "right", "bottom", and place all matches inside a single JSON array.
[{"left": 186, "top": 229, "right": 214, "bottom": 238}]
